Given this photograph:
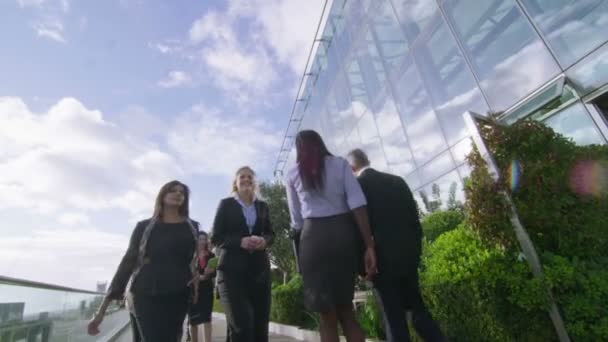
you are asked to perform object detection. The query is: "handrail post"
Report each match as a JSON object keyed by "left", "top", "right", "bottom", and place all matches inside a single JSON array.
[{"left": 463, "top": 111, "right": 571, "bottom": 342}]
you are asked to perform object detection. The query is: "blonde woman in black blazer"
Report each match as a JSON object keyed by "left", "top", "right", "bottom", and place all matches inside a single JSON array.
[{"left": 211, "top": 166, "right": 274, "bottom": 342}]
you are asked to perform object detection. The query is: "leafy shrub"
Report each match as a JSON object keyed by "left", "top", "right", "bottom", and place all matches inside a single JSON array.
[
  {"left": 270, "top": 275, "right": 314, "bottom": 328},
  {"left": 543, "top": 255, "right": 608, "bottom": 341},
  {"left": 420, "top": 226, "right": 555, "bottom": 341},
  {"left": 421, "top": 210, "right": 464, "bottom": 242},
  {"left": 465, "top": 119, "right": 608, "bottom": 258},
  {"left": 355, "top": 293, "right": 385, "bottom": 339}
]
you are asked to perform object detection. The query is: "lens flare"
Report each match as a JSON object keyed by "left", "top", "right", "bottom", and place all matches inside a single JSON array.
[
  {"left": 507, "top": 160, "right": 521, "bottom": 192},
  {"left": 569, "top": 160, "right": 608, "bottom": 197}
]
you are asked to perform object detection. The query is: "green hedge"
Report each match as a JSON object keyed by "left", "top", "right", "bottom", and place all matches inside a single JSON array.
[
  {"left": 420, "top": 226, "right": 555, "bottom": 341},
  {"left": 270, "top": 275, "right": 316, "bottom": 329},
  {"left": 421, "top": 210, "right": 464, "bottom": 242}
]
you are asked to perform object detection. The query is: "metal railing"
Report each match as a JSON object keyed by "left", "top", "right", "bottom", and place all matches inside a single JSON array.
[{"left": 0, "top": 275, "right": 129, "bottom": 342}]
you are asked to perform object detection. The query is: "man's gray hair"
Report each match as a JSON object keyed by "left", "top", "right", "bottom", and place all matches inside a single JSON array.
[{"left": 347, "top": 148, "right": 370, "bottom": 167}]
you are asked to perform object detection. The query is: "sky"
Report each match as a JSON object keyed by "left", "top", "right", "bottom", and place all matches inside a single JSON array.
[{"left": 0, "top": 0, "right": 327, "bottom": 290}]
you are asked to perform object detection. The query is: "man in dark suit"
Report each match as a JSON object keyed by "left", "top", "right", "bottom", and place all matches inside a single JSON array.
[{"left": 347, "top": 149, "right": 445, "bottom": 342}]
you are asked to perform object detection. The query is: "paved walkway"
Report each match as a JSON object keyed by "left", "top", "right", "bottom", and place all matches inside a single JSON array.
[{"left": 115, "top": 315, "right": 301, "bottom": 342}]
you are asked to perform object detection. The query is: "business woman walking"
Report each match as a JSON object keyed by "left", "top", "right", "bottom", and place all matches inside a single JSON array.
[
  {"left": 211, "top": 166, "right": 274, "bottom": 342},
  {"left": 285, "top": 130, "right": 377, "bottom": 342},
  {"left": 88, "top": 180, "right": 200, "bottom": 342}
]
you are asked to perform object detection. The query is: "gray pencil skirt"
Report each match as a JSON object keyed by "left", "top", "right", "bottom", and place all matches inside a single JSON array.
[{"left": 299, "top": 212, "right": 359, "bottom": 312}]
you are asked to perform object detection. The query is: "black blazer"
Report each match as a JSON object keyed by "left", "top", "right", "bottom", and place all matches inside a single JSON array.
[
  {"left": 358, "top": 169, "right": 422, "bottom": 277},
  {"left": 210, "top": 197, "right": 274, "bottom": 276}
]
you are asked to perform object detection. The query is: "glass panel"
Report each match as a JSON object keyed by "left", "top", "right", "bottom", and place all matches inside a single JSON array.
[
  {"left": 373, "top": 91, "right": 416, "bottom": 174},
  {"left": 451, "top": 137, "right": 473, "bottom": 166},
  {"left": 412, "top": 11, "right": 489, "bottom": 144},
  {"left": 418, "top": 150, "right": 456, "bottom": 185},
  {"left": 504, "top": 78, "right": 566, "bottom": 124},
  {"left": 353, "top": 27, "right": 388, "bottom": 105},
  {"left": 543, "top": 102, "right": 607, "bottom": 145},
  {"left": 391, "top": 0, "right": 439, "bottom": 44},
  {"left": 403, "top": 170, "right": 423, "bottom": 191},
  {"left": 417, "top": 169, "right": 463, "bottom": 212},
  {"left": 394, "top": 59, "right": 448, "bottom": 166},
  {"left": 458, "top": 163, "right": 473, "bottom": 181},
  {"left": 520, "top": 0, "right": 608, "bottom": 68},
  {"left": 568, "top": 42, "right": 608, "bottom": 96},
  {"left": 346, "top": 58, "right": 371, "bottom": 118},
  {"left": 444, "top": 0, "right": 560, "bottom": 110},
  {"left": 368, "top": 0, "right": 409, "bottom": 71},
  {"left": 357, "top": 112, "right": 389, "bottom": 171},
  {"left": 334, "top": 70, "right": 360, "bottom": 134},
  {"left": 0, "top": 281, "right": 127, "bottom": 341}
]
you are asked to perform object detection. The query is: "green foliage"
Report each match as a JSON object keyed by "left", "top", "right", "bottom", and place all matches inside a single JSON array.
[
  {"left": 465, "top": 119, "right": 608, "bottom": 258},
  {"left": 355, "top": 294, "right": 385, "bottom": 339},
  {"left": 259, "top": 181, "right": 297, "bottom": 281},
  {"left": 420, "top": 226, "right": 555, "bottom": 341},
  {"left": 270, "top": 275, "right": 314, "bottom": 328},
  {"left": 544, "top": 255, "right": 608, "bottom": 341},
  {"left": 212, "top": 295, "right": 223, "bottom": 313},
  {"left": 420, "top": 210, "right": 464, "bottom": 242}
]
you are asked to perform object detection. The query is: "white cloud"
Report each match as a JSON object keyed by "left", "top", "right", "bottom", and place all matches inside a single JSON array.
[
  {"left": 233, "top": 0, "right": 327, "bottom": 74},
  {"left": 0, "top": 97, "right": 183, "bottom": 220},
  {"left": 34, "top": 19, "right": 66, "bottom": 43},
  {"left": 0, "top": 227, "right": 128, "bottom": 289},
  {"left": 182, "top": 0, "right": 327, "bottom": 104},
  {"left": 58, "top": 212, "right": 91, "bottom": 225},
  {"left": 17, "top": 0, "right": 46, "bottom": 8},
  {"left": 168, "top": 104, "right": 282, "bottom": 177},
  {"left": 157, "top": 70, "right": 193, "bottom": 88}
]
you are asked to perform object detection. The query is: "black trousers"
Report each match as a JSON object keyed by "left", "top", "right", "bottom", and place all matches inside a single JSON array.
[
  {"left": 133, "top": 290, "right": 189, "bottom": 342},
  {"left": 373, "top": 272, "right": 445, "bottom": 342},
  {"left": 218, "top": 270, "right": 271, "bottom": 342},
  {"left": 129, "top": 312, "right": 142, "bottom": 342}
]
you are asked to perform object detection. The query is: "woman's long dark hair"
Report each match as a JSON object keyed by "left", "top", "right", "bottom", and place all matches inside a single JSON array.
[
  {"left": 295, "top": 130, "right": 332, "bottom": 190},
  {"left": 153, "top": 180, "right": 190, "bottom": 219}
]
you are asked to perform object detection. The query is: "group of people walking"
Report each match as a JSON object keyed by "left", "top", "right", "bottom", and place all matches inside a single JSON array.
[{"left": 87, "top": 129, "right": 446, "bottom": 342}]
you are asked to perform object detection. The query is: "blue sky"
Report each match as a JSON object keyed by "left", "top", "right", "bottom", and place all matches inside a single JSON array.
[{"left": 0, "top": 0, "right": 325, "bottom": 289}]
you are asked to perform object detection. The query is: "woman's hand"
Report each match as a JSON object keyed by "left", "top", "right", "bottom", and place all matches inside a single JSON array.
[
  {"left": 87, "top": 313, "right": 104, "bottom": 336},
  {"left": 240, "top": 237, "right": 256, "bottom": 251},
  {"left": 251, "top": 236, "right": 267, "bottom": 250},
  {"left": 364, "top": 246, "right": 377, "bottom": 281}
]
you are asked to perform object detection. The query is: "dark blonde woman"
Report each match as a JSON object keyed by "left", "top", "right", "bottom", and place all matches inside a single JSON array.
[
  {"left": 187, "top": 231, "right": 216, "bottom": 342},
  {"left": 88, "top": 180, "right": 199, "bottom": 342},
  {"left": 285, "top": 130, "right": 377, "bottom": 342},
  {"left": 211, "top": 166, "right": 274, "bottom": 342}
]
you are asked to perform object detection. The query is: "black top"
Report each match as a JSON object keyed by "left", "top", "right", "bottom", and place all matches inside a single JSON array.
[
  {"left": 107, "top": 219, "right": 198, "bottom": 299},
  {"left": 210, "top": 197, "right": 274, "bottom": 276},
  {"left": 357, "top": 168, "right": 422, "bottom": 277}
]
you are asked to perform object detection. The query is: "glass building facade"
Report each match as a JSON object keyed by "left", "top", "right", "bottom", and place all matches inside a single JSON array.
[{"left": 276, "top": 0, "right": 608, "bottom": 213}]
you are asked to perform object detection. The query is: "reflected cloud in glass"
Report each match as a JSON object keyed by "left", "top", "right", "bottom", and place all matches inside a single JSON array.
[
  {"left": 412, "top": 12, "right": 488, "bottom": 144},
  {"left": 391, "top": 0, "right": 439, "bottom": 44},
  {"left": 568, "top": 42, "right": 608, "bottom": 96},
  {"left": 444, "top": 0, "right": 560, "bottom": 110},
  {"left": 543, "top": 102, "right": 606, "bottom": 145},
  {"left": 394, "top": 59, "right": 448, "bottom": 166},
  {"left": 368, "top": 0, "right": 409, "bottom": 71},
  {"left": 373, "top": 91, "right": 416, "bottom": 172},
  {"left": 520, "top": 0, "right": 608, "bottom": 68},
  {"left": 418, "top": 150, "right": 456, "bottom": 185}
]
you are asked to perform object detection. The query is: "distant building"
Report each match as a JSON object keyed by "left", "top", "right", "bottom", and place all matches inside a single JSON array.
[{"left": 96, "top": 281, "right": 107, "bottom": 293}]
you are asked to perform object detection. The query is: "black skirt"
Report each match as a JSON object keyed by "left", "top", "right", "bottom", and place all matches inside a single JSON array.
[
  {"left": 299, "top": 213, "right": 359, "bottom": 312},
  {"left": 188, "top": 280, "right": 214, "bottom": 325}
]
